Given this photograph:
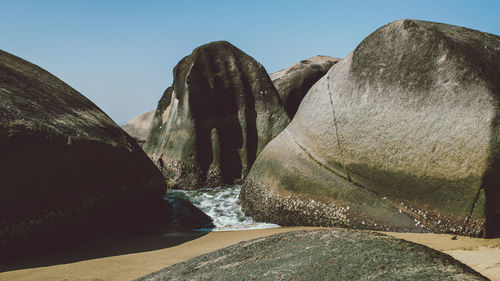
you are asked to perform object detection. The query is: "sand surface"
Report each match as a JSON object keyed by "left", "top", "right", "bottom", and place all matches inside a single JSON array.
[
  {"left": 1, "top": 226, "right": 499, "bottom": 281},
  {"left": 384, "top": 231, "right": 500, "bottom": 280}
]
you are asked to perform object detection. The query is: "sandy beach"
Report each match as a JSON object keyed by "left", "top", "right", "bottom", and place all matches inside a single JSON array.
[
  {"left": 385, "top": 231, "right": 500, "bottom": 280},
  {"left": 1, "top": 226, "right": 499, "bottom": 281}
]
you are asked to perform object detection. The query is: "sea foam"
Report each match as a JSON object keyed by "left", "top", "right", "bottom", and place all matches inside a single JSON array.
[{"left": 165, "top": 185, "right": 279, "bottom": 231}]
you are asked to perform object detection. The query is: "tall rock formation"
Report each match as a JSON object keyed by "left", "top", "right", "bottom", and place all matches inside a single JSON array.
[
  {"left": 240, "top": 20, "right": 500, "bottom": 237},
  {"left": 122, "top": 110, "right": 155, "bottom": 146},
  {"left": 0, "top": 49, "right": 167, "bottom": 259},
  {"left": 271, "top": 55, "right": 340, "bottom": 118},
  {"left": 144, "top": 41, "right": 290, "bottom": 189},
  {"left": 123, "top": 56, "right": 336, "bottom": 147}
]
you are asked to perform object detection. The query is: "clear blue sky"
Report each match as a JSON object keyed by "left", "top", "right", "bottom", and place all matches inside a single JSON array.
[{"left": 1, "top": 0, "right": 499, "bottom": 124}]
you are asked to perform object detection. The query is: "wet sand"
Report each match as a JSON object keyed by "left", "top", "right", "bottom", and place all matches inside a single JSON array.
[{"left": 1, "top": 227, "right": 499, "bottom": 281}]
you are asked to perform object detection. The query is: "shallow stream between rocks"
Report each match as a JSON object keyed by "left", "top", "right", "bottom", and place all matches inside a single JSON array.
[{"left": 164, "top": 185, "right": 279, "bottom": 231}]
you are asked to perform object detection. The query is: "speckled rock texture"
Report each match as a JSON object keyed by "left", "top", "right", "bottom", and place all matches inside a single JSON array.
[
  {"left": 271, "top": 55, "right": 340, "bottom": 118},
  {"left": 122, "top": 110, "right": 155, "bottom": 146},
  {"left": 241, "top": 20, "right": 500, "bottom": 237},
  {"left": 0, "top": 49, "right": 167, "bottom": 259},
  {"left": 136, "top": 229, "right": 487, "bottom": 281},
  {"left": 144, "top": 41, "right": 290, "bottom": 189}
]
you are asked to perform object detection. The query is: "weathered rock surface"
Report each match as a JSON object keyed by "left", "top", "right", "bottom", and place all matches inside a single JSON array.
[
  {"left": 122, "top": 110, "right": 155, "bottom": 146},
  {"left": 123, "top": 56, "right": 335, "bottom": 148},
  {"left": 271, "top": 55, "right": 340, "bottom": 118},
  {"left": 136, "top": 229, "right": 487, "bottom": 281},
  {"left": 240, "top": 20, "right": 500, "bottom": 237},
  {"left": 144, "top": 41, "right": 290, "bottom": 189},
  {"left": 0, "top": 49, "right": 167, "bottom": 259}
]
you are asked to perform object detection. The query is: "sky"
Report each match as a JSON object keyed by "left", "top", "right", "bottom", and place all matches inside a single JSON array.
[{"left": 1, "top": 0, "right": 499, "bottom": 125}]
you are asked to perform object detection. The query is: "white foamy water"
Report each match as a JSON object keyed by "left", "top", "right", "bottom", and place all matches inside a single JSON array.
[{"left": 165, "top": 185, "right": 279, "bottom": 231}]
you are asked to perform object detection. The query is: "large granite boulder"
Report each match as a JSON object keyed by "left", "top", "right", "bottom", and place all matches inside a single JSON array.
[
  {"left": 124, "top": 56, "right": 336, "bottom": 147},
  {"left": 271, "top": 55, "right": 340, "bottom": 118},
  {"left": 122, "top": 110, "right": 155, "bottom": 146},
  {"left": 144, "top": 41, "right": 290, "bottom": 189},
  {"left": 127, "top": 55, "right": 336, "bottom": 148},
  {"left": 240, "top": 20, "right": 500, "bottom": 237},
  {"left": 136, "top": 230, "right": 487, "bottom": 281},
  {"left": 0, "top": 50, "right": 167, "bottom": 259}
]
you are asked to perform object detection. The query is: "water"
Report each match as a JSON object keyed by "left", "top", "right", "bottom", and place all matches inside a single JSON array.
[{"left": 165, "top": 185, "right": 279, "bottom": 231}]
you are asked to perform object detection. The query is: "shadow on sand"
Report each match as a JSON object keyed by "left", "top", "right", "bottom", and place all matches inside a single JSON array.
[{"left": 0, "top": 224, "right": 208, "bottom": 272}]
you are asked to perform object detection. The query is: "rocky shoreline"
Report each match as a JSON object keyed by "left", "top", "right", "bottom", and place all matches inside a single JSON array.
[
  {"left": 2, "top": 227, "right": 499, "bottom": 281},
  {"left": 1, "top": 16, "right": 499, "bottom": 281},
  {"left": 240, "top": 176, "right": 429, "bottom": 233},
  {"left": 136, "top": 229, "right": 488, "bottom": 281}
]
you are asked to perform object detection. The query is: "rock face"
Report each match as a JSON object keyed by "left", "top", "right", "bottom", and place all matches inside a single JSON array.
[
  {"left": 144, "top": 41, "right": 290, "bottom": 189},
  {"left": 136, "top": 230, "right": 487, "bottom": 281},
  {"left": 270, "top": 55, "right": 340, "bottom": 118},
  {"left": 240, "top": 20, "right": 500, "bottom": 237},
  {"left": 122, "top": 110, "right": 155, "bottom": 146},
  {"left": 0, "top": 50, "right": 167, "bottom": 259},
  {"left": 131, "top": 55, "right": 335, "bottom": 148}
]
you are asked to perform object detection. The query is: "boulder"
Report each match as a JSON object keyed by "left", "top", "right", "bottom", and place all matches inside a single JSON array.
[
  {"left": 144, "top": 41, "right": 290, "bottom": 189},
  {"left": 240, "top": 20, "right": 500, "bottom": 237},
  {"left": 271, "top": 55, "right": 340, "bottom": 118},
  {"left": 122, "top": 110, "right": 155, "bottom": 146},
  {"left": 136, "top": 230, "right": 487, "bottom": 281},
  {"left": 128, "top": 55, "right": 337, "bottom": 148},
  {"left": 0, "top": 49, "right": 167, "bottom": 259}
]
